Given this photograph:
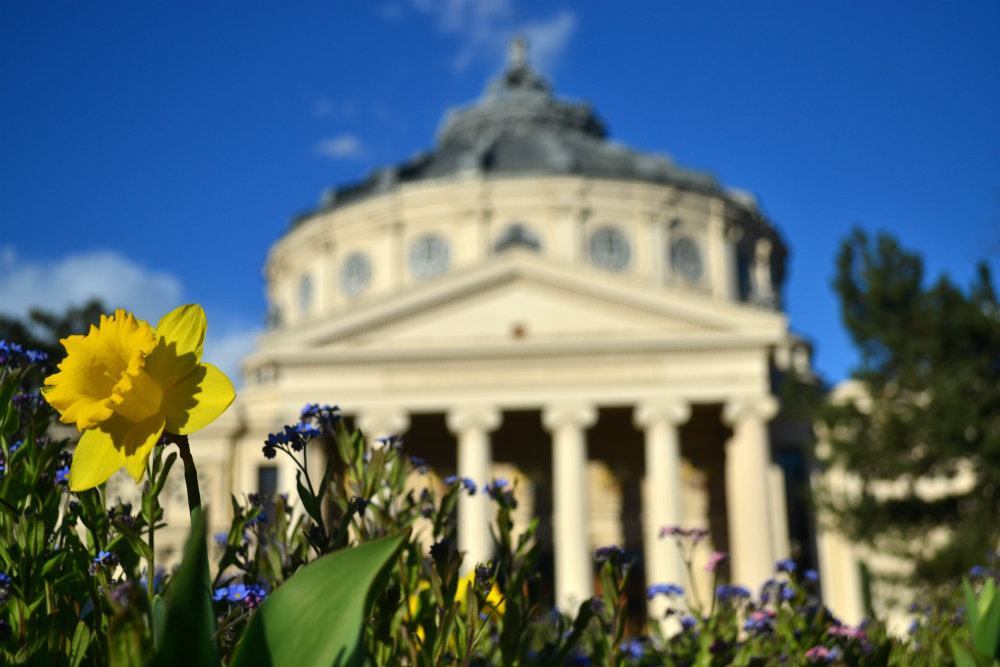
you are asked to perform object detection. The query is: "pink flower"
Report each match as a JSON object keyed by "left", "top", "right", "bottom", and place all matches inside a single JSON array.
[
  {"left": 804, "top": 645, "right": 830, "bottom": 661},
  {"left": 705, "top": 551, "right": 730, "bottom": 572}
]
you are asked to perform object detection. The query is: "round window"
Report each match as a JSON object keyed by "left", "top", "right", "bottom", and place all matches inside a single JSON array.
[
  {"left": 588, "top": 227, "right": 631, "bottom": 272},
  {"left": 408, "top": 234, "right": 451, "bottom": 280},
  {"left": 340, "top": 252, "right": 372, "bottom": 297}
]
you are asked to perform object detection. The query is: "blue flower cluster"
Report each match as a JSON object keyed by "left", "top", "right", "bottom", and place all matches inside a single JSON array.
[
  {"left": 90, "top": 550, "right": 119, "bottom": 574},
  {"left": 647, "top": 583, "right": 685, "bottom": 599},
  {"left": 443, "top": 475, "right": 477, "bottom": 496},
  {"left": 776, "top": 558, "right": 797, "bottom": 573},
  {"left": 715, "top": 584, "right": 752, "bottom": 601},
  {"left": 744, "top": 608, "right": 777, "bottom": 634},
  {"left": 759, "top": 578, "right": 795, "bottom": 603},
  {"left": 213, "top": 582, "right": 268, "bottom": 608},
  {"left": 593, "top": 545, "right": 626, "bottom": 564},
  {"left": 0, "top": 340, "right": 48, "bottom": 366},
  {"left": 263, "top": 422, "right": 320, "bottom": 459},
  {"left": 299, "top": 403, "right": 341, "bottom": 425}
]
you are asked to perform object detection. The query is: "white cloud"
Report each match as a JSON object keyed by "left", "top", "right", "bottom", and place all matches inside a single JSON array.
[
  {"left": 315, "top": 133, "right": 369, "bottom": 160},
  {"left": 520, "top": 11, "right": 577, "bottom": 73},
  {"left": 408, "top": 0, "right": 577, "bottom": 73},
  {"left": 0, "top": 246, "right": 182, "bottom": 323},
  {"left": 0, "top": 245, "right": 260, "bottom": 388}
]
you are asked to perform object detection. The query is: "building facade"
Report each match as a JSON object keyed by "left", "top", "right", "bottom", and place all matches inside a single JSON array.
[{"left": 193, "top": 39, "right": 817, "bottom": 620}]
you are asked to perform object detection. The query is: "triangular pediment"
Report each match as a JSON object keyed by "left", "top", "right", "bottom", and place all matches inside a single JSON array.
[{"left": 270, "top": 252, "right": 787, "bottom": 354}]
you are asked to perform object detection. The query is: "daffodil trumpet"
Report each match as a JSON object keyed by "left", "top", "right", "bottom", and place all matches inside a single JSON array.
[{"left": 42, "top": 304, "right": 236, "bottom": 495}]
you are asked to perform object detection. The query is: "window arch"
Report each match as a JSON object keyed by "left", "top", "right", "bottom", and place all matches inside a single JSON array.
[{"left": 494, "top": 223, "right": 542, "bottom": 253}]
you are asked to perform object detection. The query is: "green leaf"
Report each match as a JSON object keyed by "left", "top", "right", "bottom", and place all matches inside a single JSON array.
[
  {"left": 68, "top": 620, "right": 91, "bottom": 667},
  {"left": 232, "top": 531, "right": 408, "bottom": 667},
  {"left": 109, "top": 610, "right": 146, "bottom": 667},
  {"left": 952, "top": 638, "right": 978, "bottom": 667},
  {"left": 296, "top": 470, "right": 323, "bottom": 526},
  {"left": 975, "top": 592, "right": 1000, "bottom": 661},
  {"left": 151, "top": 595, "right": 167, "bottom": 651},
  {"left": 147, "top": 508, "right": 219, "bottom": 667},
  {"left": 967, "top": 579, "right": 981, "bottom": 629}
]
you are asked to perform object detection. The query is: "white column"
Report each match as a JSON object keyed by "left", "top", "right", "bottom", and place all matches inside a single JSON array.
[
  {"left": 447, "top": 406, "right": 501, "bottom": 572},
  {"left": 722, "top": 395, "right": 780, "bottom": 588},
  {"left": 634, "top": 399, "right": 691, "bottom": 624},
  {"left": 356, "top": 408, "right": 410, "bottom": 445},
  {"left": 543, "top": 402, "right": 597, "bottom": 612}
]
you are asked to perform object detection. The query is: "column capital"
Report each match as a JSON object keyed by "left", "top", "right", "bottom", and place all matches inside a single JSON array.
[
  {"left": 542, "top": 402, "right": 597, "bottom": 431},
  {"left": 356, "top": 408, "right": 411, "bottom": 438},
  {"left": 446, "top": 405, "right": 502, "bottom": 434},
  {"left": 633, "top": 398, "right": 691, "bottom": 429},
  {"left": 722, "top": 394, "right": 779, "bottom": 426}
]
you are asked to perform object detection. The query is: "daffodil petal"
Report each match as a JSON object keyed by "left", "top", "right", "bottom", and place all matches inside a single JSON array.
[
  {"left": 123, "top": 421, "right": 166, "bottom": 482},
  {"left": 145, "top": 304, "right": 206, "bottom": 388},
  {"left": 163, "top": 362, "right": 235, "bottom": 435},
  {"left": 96, "top": 413, "right": 166, "bottom": 483},
  {"left": 157, "top": 304, "right": 206, "bottom": 360},
  {"left": 68, "top": 428, "right": 127, "bottom": 492}
]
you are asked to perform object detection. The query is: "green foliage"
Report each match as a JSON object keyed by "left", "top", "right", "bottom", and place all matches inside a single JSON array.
[
  {"left": 148, "top": 509, "right": 218, "bottom": 667},
  {"left": 3, "top": 334, "right": 1000, "bottom": 666},
  {"left": 951, "top": 578, "right": 1000, "bottom": 667},
  {"left": 232, "top": 532, "right": 407, "bottom": 667},
  {"left": 819, "top": 228, "right": 1000, "bottom": 591}
]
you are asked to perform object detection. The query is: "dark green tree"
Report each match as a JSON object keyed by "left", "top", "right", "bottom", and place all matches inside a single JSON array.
[{"left": 818, "top": 228, "right": 1000, "bottom": 592}]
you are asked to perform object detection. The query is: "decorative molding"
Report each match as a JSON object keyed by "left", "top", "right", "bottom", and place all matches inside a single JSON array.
[
  {"left": 542, "top": 402, "right": 598, "bottom": 431},
  {"left": 722, "top": 394, "right": 779, "bottom": 425},
  {"left": 633, "top": 399, "right": 691, "bottom": 429},
  {"left": 356, "top": 409, "right": 411, "bottom": 438},
  {"left": 446, "top": 406, "right": 502, "bottom": 434}
]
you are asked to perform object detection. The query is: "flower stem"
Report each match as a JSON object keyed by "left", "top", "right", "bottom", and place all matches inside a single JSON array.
[{"left": 163, "top": 432, "right": 201, "bottom": 514}]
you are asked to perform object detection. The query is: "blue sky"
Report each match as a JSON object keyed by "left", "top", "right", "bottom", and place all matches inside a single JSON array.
[{"left": 2, "top": 1, "right": 998, "bottom": 386}]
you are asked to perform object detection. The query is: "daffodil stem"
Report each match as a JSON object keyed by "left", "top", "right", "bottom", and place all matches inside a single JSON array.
[{"left": 165, "top": 432, "right": 202, "bottom": 514}]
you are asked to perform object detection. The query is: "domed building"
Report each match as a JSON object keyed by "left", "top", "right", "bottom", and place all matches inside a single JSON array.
[{"left": 206, "top": 38, "right": 817, "bottom": 619}]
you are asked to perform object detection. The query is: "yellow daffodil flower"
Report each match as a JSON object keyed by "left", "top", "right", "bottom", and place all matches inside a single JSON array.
[{"left": 42, "top": 304, "right": 235, "bottom": 491}]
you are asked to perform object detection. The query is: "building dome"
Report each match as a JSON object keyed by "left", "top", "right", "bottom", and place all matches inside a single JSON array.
[{"left": 294, "top": 37, "right": 762, "bottom": 234}]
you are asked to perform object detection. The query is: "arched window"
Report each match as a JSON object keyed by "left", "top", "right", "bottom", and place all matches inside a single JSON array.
[
  {"left": 494, "top": 223, "right": 542, "bottom": 253},
  {"left": 670, "top": 237, "right": 704, "bottom": 282}
]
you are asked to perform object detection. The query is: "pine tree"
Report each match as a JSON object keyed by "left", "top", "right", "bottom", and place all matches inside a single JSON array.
[{"left": 818, "top": 228, "right": 1000, "bottom": 591}]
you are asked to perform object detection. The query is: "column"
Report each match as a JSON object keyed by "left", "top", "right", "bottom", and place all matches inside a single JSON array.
[
  {"left": 707, "top": 198, "right": 728, "bottom": 300},
  {"left": 634, "top": 399, "right": 691, "bottom": 624},
  {"left": 447, "top": 406, "right": 501, "bottom": 571},
  {"left": 389, "top": 220, "right": 405, "bottom": 290},
  {"left": 722, "top": 395, "right": 779, "bottom": 588},
  {"left": 543, "top": 402, "right": 597, "bottom": 612},
  {"left": 356, "top": 408, "right": 410, "bottom": 445}
]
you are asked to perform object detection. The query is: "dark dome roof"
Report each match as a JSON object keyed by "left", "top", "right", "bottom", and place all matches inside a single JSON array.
[{"left": 292, "top": 37, "right": 726, "bottom": 229}]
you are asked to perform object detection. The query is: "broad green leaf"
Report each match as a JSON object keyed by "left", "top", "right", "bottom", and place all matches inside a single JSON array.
[
  {"left": 109, "top": 611, "right": 146, "bottom": 667},
  {"left": 232, "top": 531, "right": 408, "bottom": 667},
  {"left": 975, "top": 593, "right": 1000, "bottom": 660},
  {"left": 148, "top": 508, "right": 219, "bottom": 667},
  {"left": 967, "top": 579, "right": 981, "bottom": 629},
  {"left": 952, "top": 638, "right": 978, "bottom": 667},
  {"left": 151, "top": 595, "right": 167, "bottom": 650}
]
